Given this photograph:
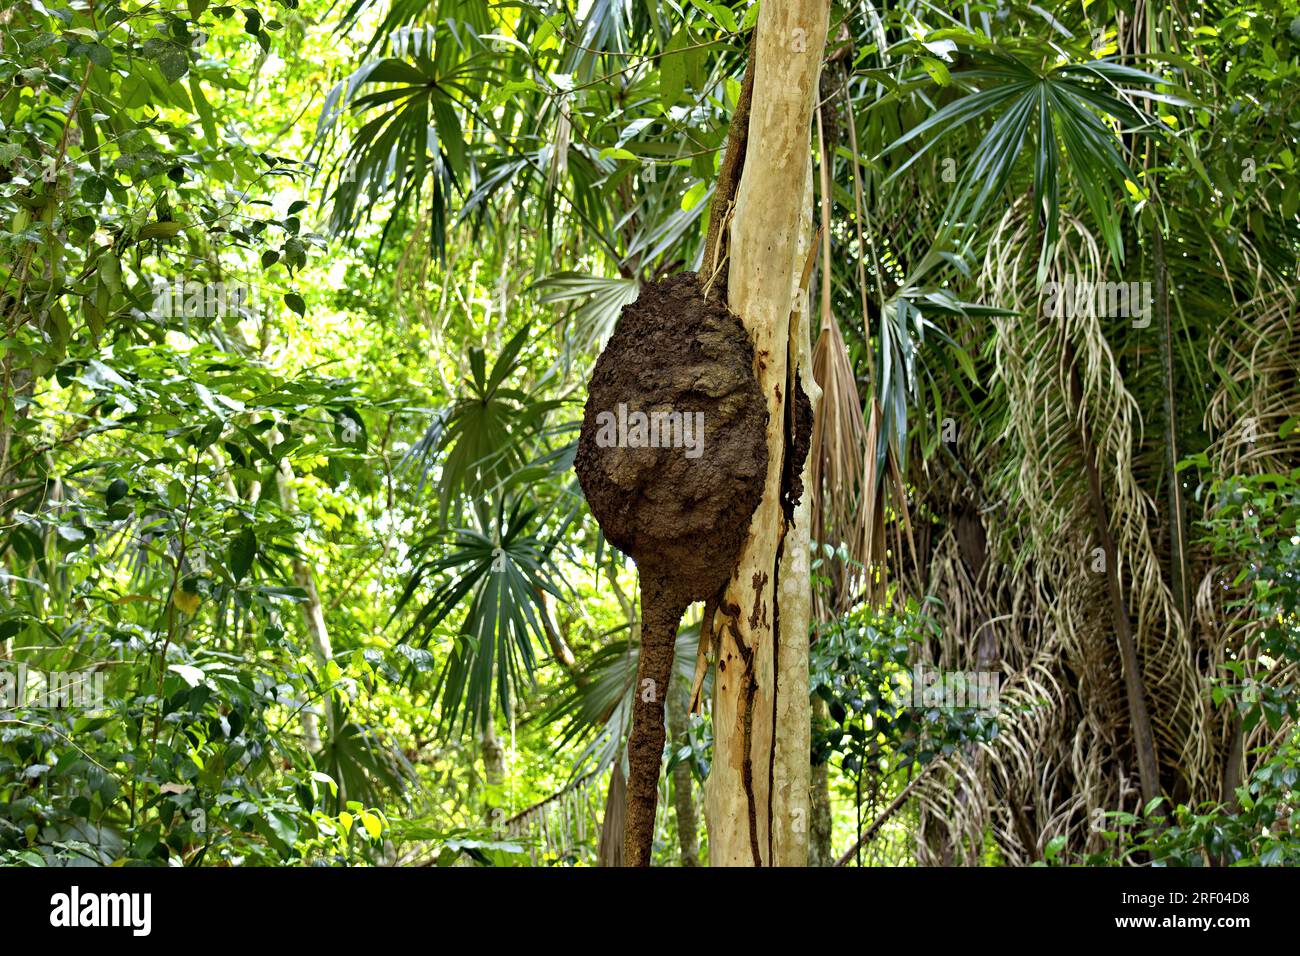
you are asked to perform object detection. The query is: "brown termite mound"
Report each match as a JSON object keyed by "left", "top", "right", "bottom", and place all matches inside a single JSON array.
[{"left": 575, "top": 271, "right": 768, "bottom": 867}]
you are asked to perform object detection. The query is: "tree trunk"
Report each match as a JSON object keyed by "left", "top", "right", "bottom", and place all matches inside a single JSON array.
[
  {"left": 275, "top": 457, "right": 336, "bottom": 754},
  {"left": 0, "top": 363, "right": 33, "bottom": 660},
  {"left": 703, "top": 0, "right": 829, "bottom": 866},
  {"left": 1154, "top": 229, "right": 1191, "bottom": 628},
  {"left": 667, "top": 673, "right": 701, "bottom": 865},
  {"left": 1066, "top": 350, "right": 1161, "bottom": 806},
  {"left": 808, "top": 697, "right": 834, "bottom": 866},
  {"left": 481, "top": 720, "right": 506, "bottom": 825}
]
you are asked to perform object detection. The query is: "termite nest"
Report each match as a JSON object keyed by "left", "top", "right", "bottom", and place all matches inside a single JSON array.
[
  {"left": 576, "top": 272, "right": 769, "bottom": 602},
  {"left": 574, "top": 271, "right": 768, "bottom": 866}
]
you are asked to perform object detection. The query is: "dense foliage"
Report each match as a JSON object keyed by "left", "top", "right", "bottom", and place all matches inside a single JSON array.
[{"left": 1, "top": 0, "right": 1297, "bottom": 867}]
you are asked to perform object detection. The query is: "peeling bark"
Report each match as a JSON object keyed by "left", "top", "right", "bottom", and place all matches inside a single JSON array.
[{"left": 704, "top": 0, "right": 829, "bottom": 866}]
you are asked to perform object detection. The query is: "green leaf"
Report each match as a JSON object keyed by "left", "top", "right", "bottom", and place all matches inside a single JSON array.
[
  {"left": 229, "top": 527, "right": 256, "bottom": 582},
  {"left": 80, "top": 175, "right": 107, "bottom": 204},
  {"left": 283, "top": 237, "right": 307, "bottom": 270},
  {"left": 681, "top": 180, "right": 707, "bottom": 211},
  {"left": 922, "top": 56, "right": 951, "bottom": 86},
  {"left": 139, "top": 221, "right": 185, "bottom": 240},
  {"left": 189, "top": 75, "right": 218, "bottom": 141},
  {"left": 105, "top": 477, "right": 129, "bottom": 506},
  {"left": 144, "top": 38, "right": 190, "bottom": 83},
  {"left": 660, "top": 31, "right": 687, "bottom": 110}
]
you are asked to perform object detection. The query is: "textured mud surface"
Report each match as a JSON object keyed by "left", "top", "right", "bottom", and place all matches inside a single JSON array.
[
  {"left": 574, "top": 271, "right": 768, "bottom": 866},
  {"left": 576, "top": 271, "right": 768, "bottom": 605},
  {"left": 782, "top": 377, "right": 813, "bottom": 522}
]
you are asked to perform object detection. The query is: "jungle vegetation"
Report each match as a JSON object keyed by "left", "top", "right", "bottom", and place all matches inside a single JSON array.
[{"left": 1, "top": 0, "right": 1298, "bottom": 867}]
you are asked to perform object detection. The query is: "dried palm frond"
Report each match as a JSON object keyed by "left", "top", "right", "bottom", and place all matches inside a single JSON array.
[
  {"left": 810, "top": 109, "right": 871, "bottom": 618},
  {"left": 809, "top": 97, "right": 917, "bottom": 620},
  {"left": 912, "top": 198, "right": 1203, "bottom": 864},
  {"left": 1197, "top": 287, "right": 1300, "bottom": 802}
]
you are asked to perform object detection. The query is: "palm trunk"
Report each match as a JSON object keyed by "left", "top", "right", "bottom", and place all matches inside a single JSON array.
[
  {"left": 703, "top": 0, "right": 829, "bottom": 866},
  {"left": 1066, "top": 349, "right": 1161, "bottom": 806},
  {"left": 1154, "top": 229, "right": 1190, "bottom": 627}
]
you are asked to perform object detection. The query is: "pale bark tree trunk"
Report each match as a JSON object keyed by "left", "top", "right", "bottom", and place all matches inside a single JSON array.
[
  {"left": 481, "top": 719, "right": 506, "bottom": 824},
  {"left": 703, "top": 0, "right": 829, "bottom": 866}
]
